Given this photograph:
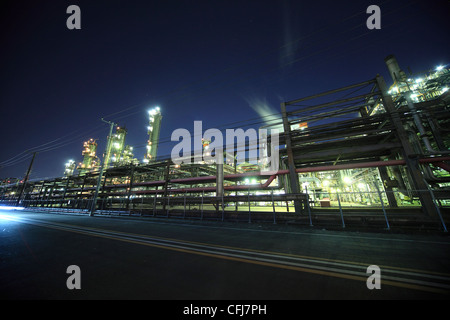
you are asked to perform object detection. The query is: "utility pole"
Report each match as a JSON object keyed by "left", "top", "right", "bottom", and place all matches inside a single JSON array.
[
  {"left": 16, "top": 152, "right": 37, "bottom": 206},
  {"left": 90, "top": 119, "right": 116, "bottom": 216}
]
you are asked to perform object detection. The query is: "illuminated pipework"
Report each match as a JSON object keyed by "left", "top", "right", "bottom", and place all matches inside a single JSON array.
[
  {"left": 122, "top": 145, "right": 137, "bottom": 165},
  {"left": 386, "top": 64, "right": 450, "bottom": 103},
  {"left": 77, "top": 139, "right": 98, "bottom": 175},
  {"left": 369, "top": 62, "right": 449, "bottom": 115},
  {"left": 143, "top": 107, "right": 162, "bottom": 164}
]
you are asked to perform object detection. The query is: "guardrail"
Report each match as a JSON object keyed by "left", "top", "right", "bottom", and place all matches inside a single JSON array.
[{"left": 1, "top": 189, "right": 447, "bottom": 232}]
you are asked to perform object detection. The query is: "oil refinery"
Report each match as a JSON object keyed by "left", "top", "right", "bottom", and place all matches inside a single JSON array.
[{"left": 1, "top": 55, "right": 449, "bottom": 231}]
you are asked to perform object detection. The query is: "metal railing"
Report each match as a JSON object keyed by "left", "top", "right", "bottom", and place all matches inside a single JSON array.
[{"left": 1, "top": 188, "right": 447, "bottom": 232}]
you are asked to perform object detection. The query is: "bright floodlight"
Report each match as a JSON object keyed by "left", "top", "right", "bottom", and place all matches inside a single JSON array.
[
  {"left": 436, "top": 65, "right": 444, "bottom": 71},
  {"left": 343, "top": 176, "right": 352, "bottom": 184},
  {"left": 148, "top": 106, "right": 160, "bottom": 116}
]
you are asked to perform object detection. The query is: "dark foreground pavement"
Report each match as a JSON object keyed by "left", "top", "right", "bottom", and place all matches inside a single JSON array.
[{"left": 0, "top": 209, "right": 449, "bottom": 303}]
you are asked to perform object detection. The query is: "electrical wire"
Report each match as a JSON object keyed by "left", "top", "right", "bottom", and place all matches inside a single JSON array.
[{"left": 0, "top": 0, "right": 423, "bottom": 176}]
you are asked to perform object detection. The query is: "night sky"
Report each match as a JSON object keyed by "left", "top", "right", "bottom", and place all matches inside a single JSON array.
[{"left": 1, "top": 0, "right": 449, "bottom": 180}]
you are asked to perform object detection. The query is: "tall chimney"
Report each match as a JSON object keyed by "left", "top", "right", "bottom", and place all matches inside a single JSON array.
[{"left": 384, "top": 54, "right": 406, "bottom": 83}]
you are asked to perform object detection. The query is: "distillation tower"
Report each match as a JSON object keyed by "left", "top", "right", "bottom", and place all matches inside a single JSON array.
[
  {"left": 143, "top": 107, "right": 162, "bottom": 163},
  {"left": 77, "top": 138, "right": 99, "bottom": 175}
]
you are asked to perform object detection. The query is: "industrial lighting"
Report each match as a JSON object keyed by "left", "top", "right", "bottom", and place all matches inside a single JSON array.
[
  {"left": 148, "top": 106, "right": 160, "bottom": 116},
  {"left": 343, "top": 176, "right": 352, "bottom": 184}
]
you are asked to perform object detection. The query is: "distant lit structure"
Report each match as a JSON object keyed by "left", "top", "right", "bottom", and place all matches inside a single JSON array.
[
  {"left": 77, "top": 139, "right": 99, "bottom": 175},
  {"left": 64, "top": 160, "right": 76, "bottom": 176},
  {"left": 122, "top": 145, "right": 139, "bottom": 166},
  {"left": 104, "top": 126, "right": 127, "bottom": 169},
  {"left": 143, "top": 107, "right": 162, "bottom": 164},
  {"left": 370, "top": 55, "right": 450, "bottom": 114}
]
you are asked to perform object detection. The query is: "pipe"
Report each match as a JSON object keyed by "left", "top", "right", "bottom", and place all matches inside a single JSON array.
[
  {"left": 40, "top": 156, "right": 450, "bottom": 198},
  {"left": 384, "top": 55, "right": 406, "bottom": 83},
  {"left": 435, "top": 162, "right": 450, "bottom": 172},
  {"left": 98, "top": 156, "right": 450, "bottom": 196},
  {"left": 103, "top": 174, "right": 278, "bottom": 196}
]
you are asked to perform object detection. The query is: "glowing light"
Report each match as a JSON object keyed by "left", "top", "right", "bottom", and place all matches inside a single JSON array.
[
  {"left": 436, "top": 65, "right": 444, "bottom": 71},
  {"left": 415, "top": 78, "right": 423, "bottom": 83},
  {"left": 442, "top": 87, "right": 449, "bottom": 93},
  {"left": 0, "top": 206, "right": 25, "bottom": 217},
  {"left": 148, "top": 107, "right": 160, "bottom": 116},
  {"left": 343, "top": 176, "right": 352, "bottom": 184}
]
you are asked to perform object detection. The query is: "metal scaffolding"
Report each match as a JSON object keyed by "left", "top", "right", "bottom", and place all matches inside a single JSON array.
[{"left": 1, "top": 56, "right": 449, "bottom": 230}]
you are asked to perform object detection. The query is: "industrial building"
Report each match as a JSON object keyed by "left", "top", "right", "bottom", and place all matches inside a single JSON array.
[{"left": 1, "top": 55, "right": 449, "bottom": 230}]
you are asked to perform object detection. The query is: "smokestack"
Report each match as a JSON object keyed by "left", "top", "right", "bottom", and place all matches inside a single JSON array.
[{"left": 384, "top": 54, "right": 406, "bottom": 83}]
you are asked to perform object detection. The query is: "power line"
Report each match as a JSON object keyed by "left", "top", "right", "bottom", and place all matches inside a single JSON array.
[{"left": 1, "top": 0, "right": 421, "bottom": 176}]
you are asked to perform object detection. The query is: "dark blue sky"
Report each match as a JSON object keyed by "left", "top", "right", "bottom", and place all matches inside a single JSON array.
[{"left": 1, "top": 0, "right": 449, "bottom": 180}]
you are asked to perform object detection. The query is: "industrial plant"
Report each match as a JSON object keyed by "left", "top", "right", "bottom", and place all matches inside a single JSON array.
[{"left": 1, "top": 56, "right": 449, "bottom": 230}]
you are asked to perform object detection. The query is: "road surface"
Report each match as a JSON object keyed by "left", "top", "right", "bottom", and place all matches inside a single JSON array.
[{"left": 1, "top": 209, "right": 449, "bottom": 302}]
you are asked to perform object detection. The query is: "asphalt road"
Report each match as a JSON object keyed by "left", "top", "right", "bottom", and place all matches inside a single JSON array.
[{"left": 1, "top": 209, "right": 449, "bottom": 302}]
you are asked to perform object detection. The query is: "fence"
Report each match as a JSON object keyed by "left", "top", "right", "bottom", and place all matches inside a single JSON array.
[{"left": 1, "top": 188, "right": 448, "bottom": 231}]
